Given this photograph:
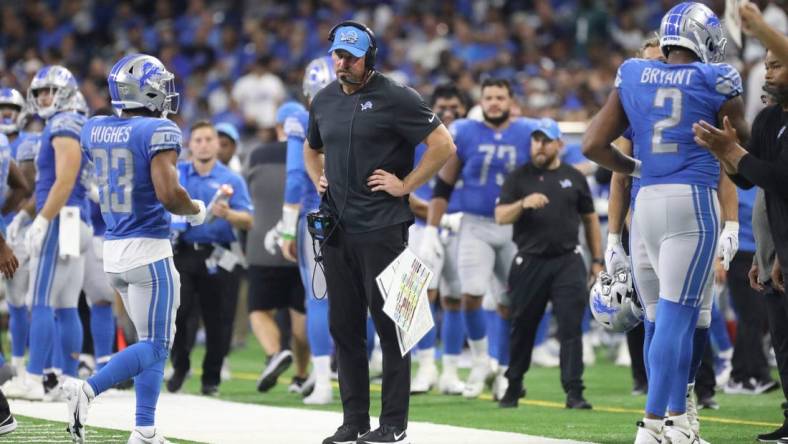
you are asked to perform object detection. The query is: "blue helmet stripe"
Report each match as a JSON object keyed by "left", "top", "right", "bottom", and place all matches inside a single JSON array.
[{"left": 667, "top": 2, "right": 692, "bottom": 36}]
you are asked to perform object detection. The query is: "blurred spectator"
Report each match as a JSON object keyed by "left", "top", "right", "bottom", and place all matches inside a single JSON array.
[{"left": 231, "top": 55, "right": 285, "bottom": 129}]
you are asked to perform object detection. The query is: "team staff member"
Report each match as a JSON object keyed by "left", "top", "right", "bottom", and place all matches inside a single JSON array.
[
  {"left": 494, "top": 119, "right": 602, "bottom": 410},
  {"left": 167, "top": 121, "right": 253, "bottom": 396},
  {"left": 304, "top": 21, "right": 455, "bottom": 444}
]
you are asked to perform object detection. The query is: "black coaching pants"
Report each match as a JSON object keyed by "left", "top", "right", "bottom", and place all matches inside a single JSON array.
[
  {"left": 171, "top": 243, "right": 241, "bottom": 387},
  {"left": 728, "top": 252, "right": 771, "bottom": 383},
  {"left": 505, "top": 250, "right": 587, "bottom": 396},
  {"left": 323, "top": 223, "right": 410, "bottom": 430},
  {"left": 765, "top": 287, "right": 788, "bottom": 402}
]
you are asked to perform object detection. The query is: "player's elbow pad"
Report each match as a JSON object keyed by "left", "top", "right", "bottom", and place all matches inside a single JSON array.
[{"left": 432, "top": 177, "right": 454, "bottom": 201}]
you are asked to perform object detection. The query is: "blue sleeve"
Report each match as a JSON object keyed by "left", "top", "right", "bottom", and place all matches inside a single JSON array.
[
  {"left": 449, "top": 120, "right": 466, "bottom": 162},
  {"left": 80, "top": 120, "right": 92, "bottom": 161},
  {"left": 15, "top": 133, "right": 40, "bottom": 162},
  {"left": 614, "top": 59, "right": 637, "bottom": 92},
  {"left": 561, "top": 143, "right": 587, "bottom": 165},
  {"left": 148, "top": 119, "right": 182, "bottom": 161},
  {"left": 229, "top": 174, "right": 254, "bottom": 213},
  {"left": 49, "top": 113, "right": 83, "bottom": 140},
  {"left": 284, "top": 134, "right": 307, "bottom": 205}
]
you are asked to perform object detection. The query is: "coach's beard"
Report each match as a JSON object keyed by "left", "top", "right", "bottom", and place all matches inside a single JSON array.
[{"left": 763, "top": 83, "right": 788, "bottom": 107}]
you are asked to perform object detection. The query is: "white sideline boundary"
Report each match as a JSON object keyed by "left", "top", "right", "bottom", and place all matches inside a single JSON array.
[{"left": 11, "top": 391, "right": 592, "bottom": 443}]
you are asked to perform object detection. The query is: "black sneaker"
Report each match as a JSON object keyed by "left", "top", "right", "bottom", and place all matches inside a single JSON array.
[
  {"left": 631, "top": 380, "right": 648, "bottom": 396},
  {"left": 782, "top": 401, "right": 788, "bottom": 410},
  {"left": 357, "top": 425, "right": 408, "bottom": 443},
  {"left": 43, "top": 372, "right": 59, "bottom": 393},
  {"left": 166, "top": 371, "right": 187, "bottom": 393},
  {"left": 288, "top": 376, "right": 307, "bottom": 394},
  {"left": 697, "top": 395, "right": 719, "bottom": 410},
  {"left": 566, "top": 394, "right": 593, "bottom": 410},
  {"left": 322, "top": 423, "right": 370, "bottom": 444},
  {"left": 757, "top": 379, "right": 781, "bottom": 395},
  {"left": 758, "top": 412, "right": 788, "bottom": 442},
  {"left": 499, "top": 379, "right": 523, "bottom": 408},
  {"left": 0, "top": 411, "right": 16, "bottom": 436},
  {"left": 201, "top": 384, "right": 219, "bottom": 396},
  {"left": 257, "top": 350, "right": 293, "bottom": 392}
]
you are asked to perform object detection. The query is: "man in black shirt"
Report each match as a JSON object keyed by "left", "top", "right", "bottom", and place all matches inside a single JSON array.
[
  {"left": 693, "top": 49, "right": 788, "bottom": 441},
  {"left": 494, "top": 118, "right": 603, "bottom": 410},
  {"left": 303, "top": 21, "right": 455, "bottom": 444}
]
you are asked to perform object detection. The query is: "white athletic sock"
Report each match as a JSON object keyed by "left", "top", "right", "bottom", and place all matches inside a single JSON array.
[
  {"left": 442, "top": 354, "right": 460, "bottom": 376},
  {"left": 134, "top": 426, "right": 155, "bottom": 438},
  {"left": 468, "top": 338, "right": 488, "bottom": 363},
  {"left": 313, "top": 356, "right": 331, "bottom": 384},
  {"left": 418, "top": 348, "right": 436, "bottom": 367},
  {"left": 11, "top": 356, "right": 24, "bottom": 369}
]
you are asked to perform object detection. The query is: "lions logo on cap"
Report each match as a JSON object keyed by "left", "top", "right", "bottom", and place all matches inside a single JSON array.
[{"left": 339, "top": 30, "right": 359, "bottom": 44}]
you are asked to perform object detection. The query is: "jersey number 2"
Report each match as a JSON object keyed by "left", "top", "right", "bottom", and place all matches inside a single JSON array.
[
  {"left": 651, "top": 87, "right": 682, "bottom": 154},
  {"left": 92, "top": 148, "right": 134, "bottom": 213}
]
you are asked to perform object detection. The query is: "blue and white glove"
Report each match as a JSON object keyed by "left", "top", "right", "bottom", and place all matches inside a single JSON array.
[
  {"left": 718, "top": 221, "right": 739, "bottom": 271},
  {"left": 25, "top": 215, "right": 49, "bottom": 258},
  {"left": 264, "top": 221, "right": 283, "bottom": 255},
  {"left": 185, "top": 200, "right": 207, "bottom": 226},
  {"left": 604, "top": 233, "right": 630, "bottom": 274}
]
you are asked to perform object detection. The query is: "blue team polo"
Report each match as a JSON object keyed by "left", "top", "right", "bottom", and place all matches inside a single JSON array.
[{"left": 178, "top": 160, "right": 253, "bottom": 244}]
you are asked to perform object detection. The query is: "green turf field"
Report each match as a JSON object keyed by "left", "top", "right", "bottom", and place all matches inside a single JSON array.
[
  {"left": 6, "top": 339, "right": 781, "bottom": 443},
  {"left": 4, "top": 415, "right": 198, "bottom": 443},
  {"left": 167, "top": 340, "right": 784, "bottom": 444}
]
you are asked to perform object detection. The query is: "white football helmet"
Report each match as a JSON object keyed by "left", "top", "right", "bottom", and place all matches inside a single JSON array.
[{"left": 590, "top": 269, "right": 643, "bottom": 332}]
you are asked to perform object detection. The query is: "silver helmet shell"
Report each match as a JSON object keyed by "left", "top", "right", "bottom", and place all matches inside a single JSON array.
[
  {"left": 0, "top": 88, "right": 25, "bottom": 134},
  {"left": 303, "top": 56, "right": 336, "bottom": 102},
  {"left": 108, "top": 54, "right": 179, "bottom": 117},
  {"left": 590, "top": 269, "right": 644, "bottom": 333},
  {"left": 27, "top": 65, "right": 78, "bottom": 119},
  {"left": 659, "top": 2, "right": 727, "bottom": 63}
]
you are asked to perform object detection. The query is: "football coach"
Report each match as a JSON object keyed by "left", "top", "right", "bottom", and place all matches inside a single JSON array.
[{"left": 304, "top": 21, "right": 455, "bottom": 444}]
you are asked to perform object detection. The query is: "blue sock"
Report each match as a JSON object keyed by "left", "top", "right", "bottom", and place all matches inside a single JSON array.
[
  {"left": 581, "top": 308, "right": 591, "bottom": 333},
  {"left": 646, "top": 299, "right": 698, "bottom": 417},
  {"left": 55, "top": 308, "right": 83, "bottom": 377},
  {"left": 534, "top": 310, "right": 552, "bottom": 347},
  {"left": 134, "top": 357, "right": 165, "bottom": 427},
  {"left": 497, "top": 316, "right": 511, "bottom": 366},
  {"left": 485, "top": 309, "right": 498, "bottom": 359},
  {"left": 27, "top": 306, "right": 55, "bottom": 375},
  {"left": 687, "top": 328, "right": 709, "bottom": 384},
  {"left": 366, "top": 316, "right": 376, "bottom": 360},
  {"left": 418, "top": 303, "right": 438, "bottom": 350},
  {"left": 87, "top": 340, "right": 168, "bottom": 396},
  {"left": 465, "top": 307, "right": 486, "bottom": 341},
  {"left": 442, "top": 309, "right": 464, "bottom": 355},
  {"left": 643, "top": 319, "right": 655, "bottom": 380},
  {"left": 8, "top": 304, "right": 28, "bottom": 359},
  {"left": 306, "top": 297, "right": 332, "bottom": 357},
  {"left": 709, "top": 302, "right": 732, "bottom": 352},
  {"left": 90, "top": 305, "right": 115, "bottom": 371}
]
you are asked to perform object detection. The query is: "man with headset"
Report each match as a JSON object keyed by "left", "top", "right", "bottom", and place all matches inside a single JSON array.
[{"left": 304, "top": 21, "right": 455, "bottom": 444}]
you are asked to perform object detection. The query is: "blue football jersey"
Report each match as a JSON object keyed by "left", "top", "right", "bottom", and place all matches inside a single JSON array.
[
  {"left": 451, "top": 117, "right": 538, "bottom": 217},
  {"left": 13, "top": 131, "right": 40, "bottom": 163},
  {"left": 616, "top": 59, "right": 742, "bottom": 189},
  {"left": 0, "top": 134, "right": 12, "bottom": 210},
  {"left": 81, "top": 115, "right": 182, "bottom": 240},
  {"left": 36, "top": 111, "right": 89, "bottom": 221},
  {"left": 283, "top": 108, "right": 320, "bottom": 213}
]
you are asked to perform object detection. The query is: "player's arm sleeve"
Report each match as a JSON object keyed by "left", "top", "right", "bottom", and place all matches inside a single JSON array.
[
  {"left": 713, "top": 64, "right": 744, "bottom": 104},
  {"left": 148, "top": 120, "right": 183, "bottom": 161},
  {"left": 306, "top": 105, "right": 323, "bottom": 150},
  {"left": 737, "top": 145, "right": 788, "bottom": 200},
  {"left": 285, "top": 135, "right": 307, "bottom": 205},
  {"left": 576, "top": 173, "right": 596, "bottom": 214},
  {"left": 229, "top": 175, "right": 254, "bottom": 213},
  {"left": 50, "top": 114, "right": 83, "bottom": 141},
  {"left": 497, "top": 170, "right": 522, "bottom": 205},
  {"left": 395, "top": 86, "right": 442, "bottom": 146}
]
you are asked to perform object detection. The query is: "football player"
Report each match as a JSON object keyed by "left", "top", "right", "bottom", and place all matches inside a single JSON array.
[
  {"left": 422, "top": 78, "right": 538, "bottom": 398},
  {"left": 66, "top": 54, "right": 206, "bottom": 444},
  {"left": 583, "top": 3, "right": 748, "bottom": 443}
]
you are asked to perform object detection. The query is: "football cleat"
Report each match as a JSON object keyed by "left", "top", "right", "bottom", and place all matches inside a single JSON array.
[
  {"left": 438, "top": 371, "right": 465, "bottom": 395},
  {"left": 128, "top": 429, "right": 173, "bottom": 444},
  {"left": 664, "top": 415, "right": 699, "bottom": 444},
  {"left": 410, "top": 362, "right": 438, "bottom": 394},
  {"left": 634, "top": 419, "right": 664, "bottom": 444},
  {"left": 462, "top": 359, "right": 492, "bottom": 399},
  {"left": 303, "top": 381, "right": 333, "bottom": 405},
  {"left": 2, "top": 374, "right": 44, "bottom": 401}
]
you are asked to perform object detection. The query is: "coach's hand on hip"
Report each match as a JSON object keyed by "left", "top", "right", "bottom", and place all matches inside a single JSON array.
[{"left": 368, "top": 169, "right": 408, "bottom": 197}]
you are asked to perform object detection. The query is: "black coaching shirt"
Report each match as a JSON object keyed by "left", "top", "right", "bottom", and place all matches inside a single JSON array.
[
  {"left": 307, "top": 72, "right": 441, "bottom": 233},
  {"left": 498, "top": 162, "right": 595, "bottom": 257},
  {"left": 730, "top": 104, "right": 788, "bottom": 271}
]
